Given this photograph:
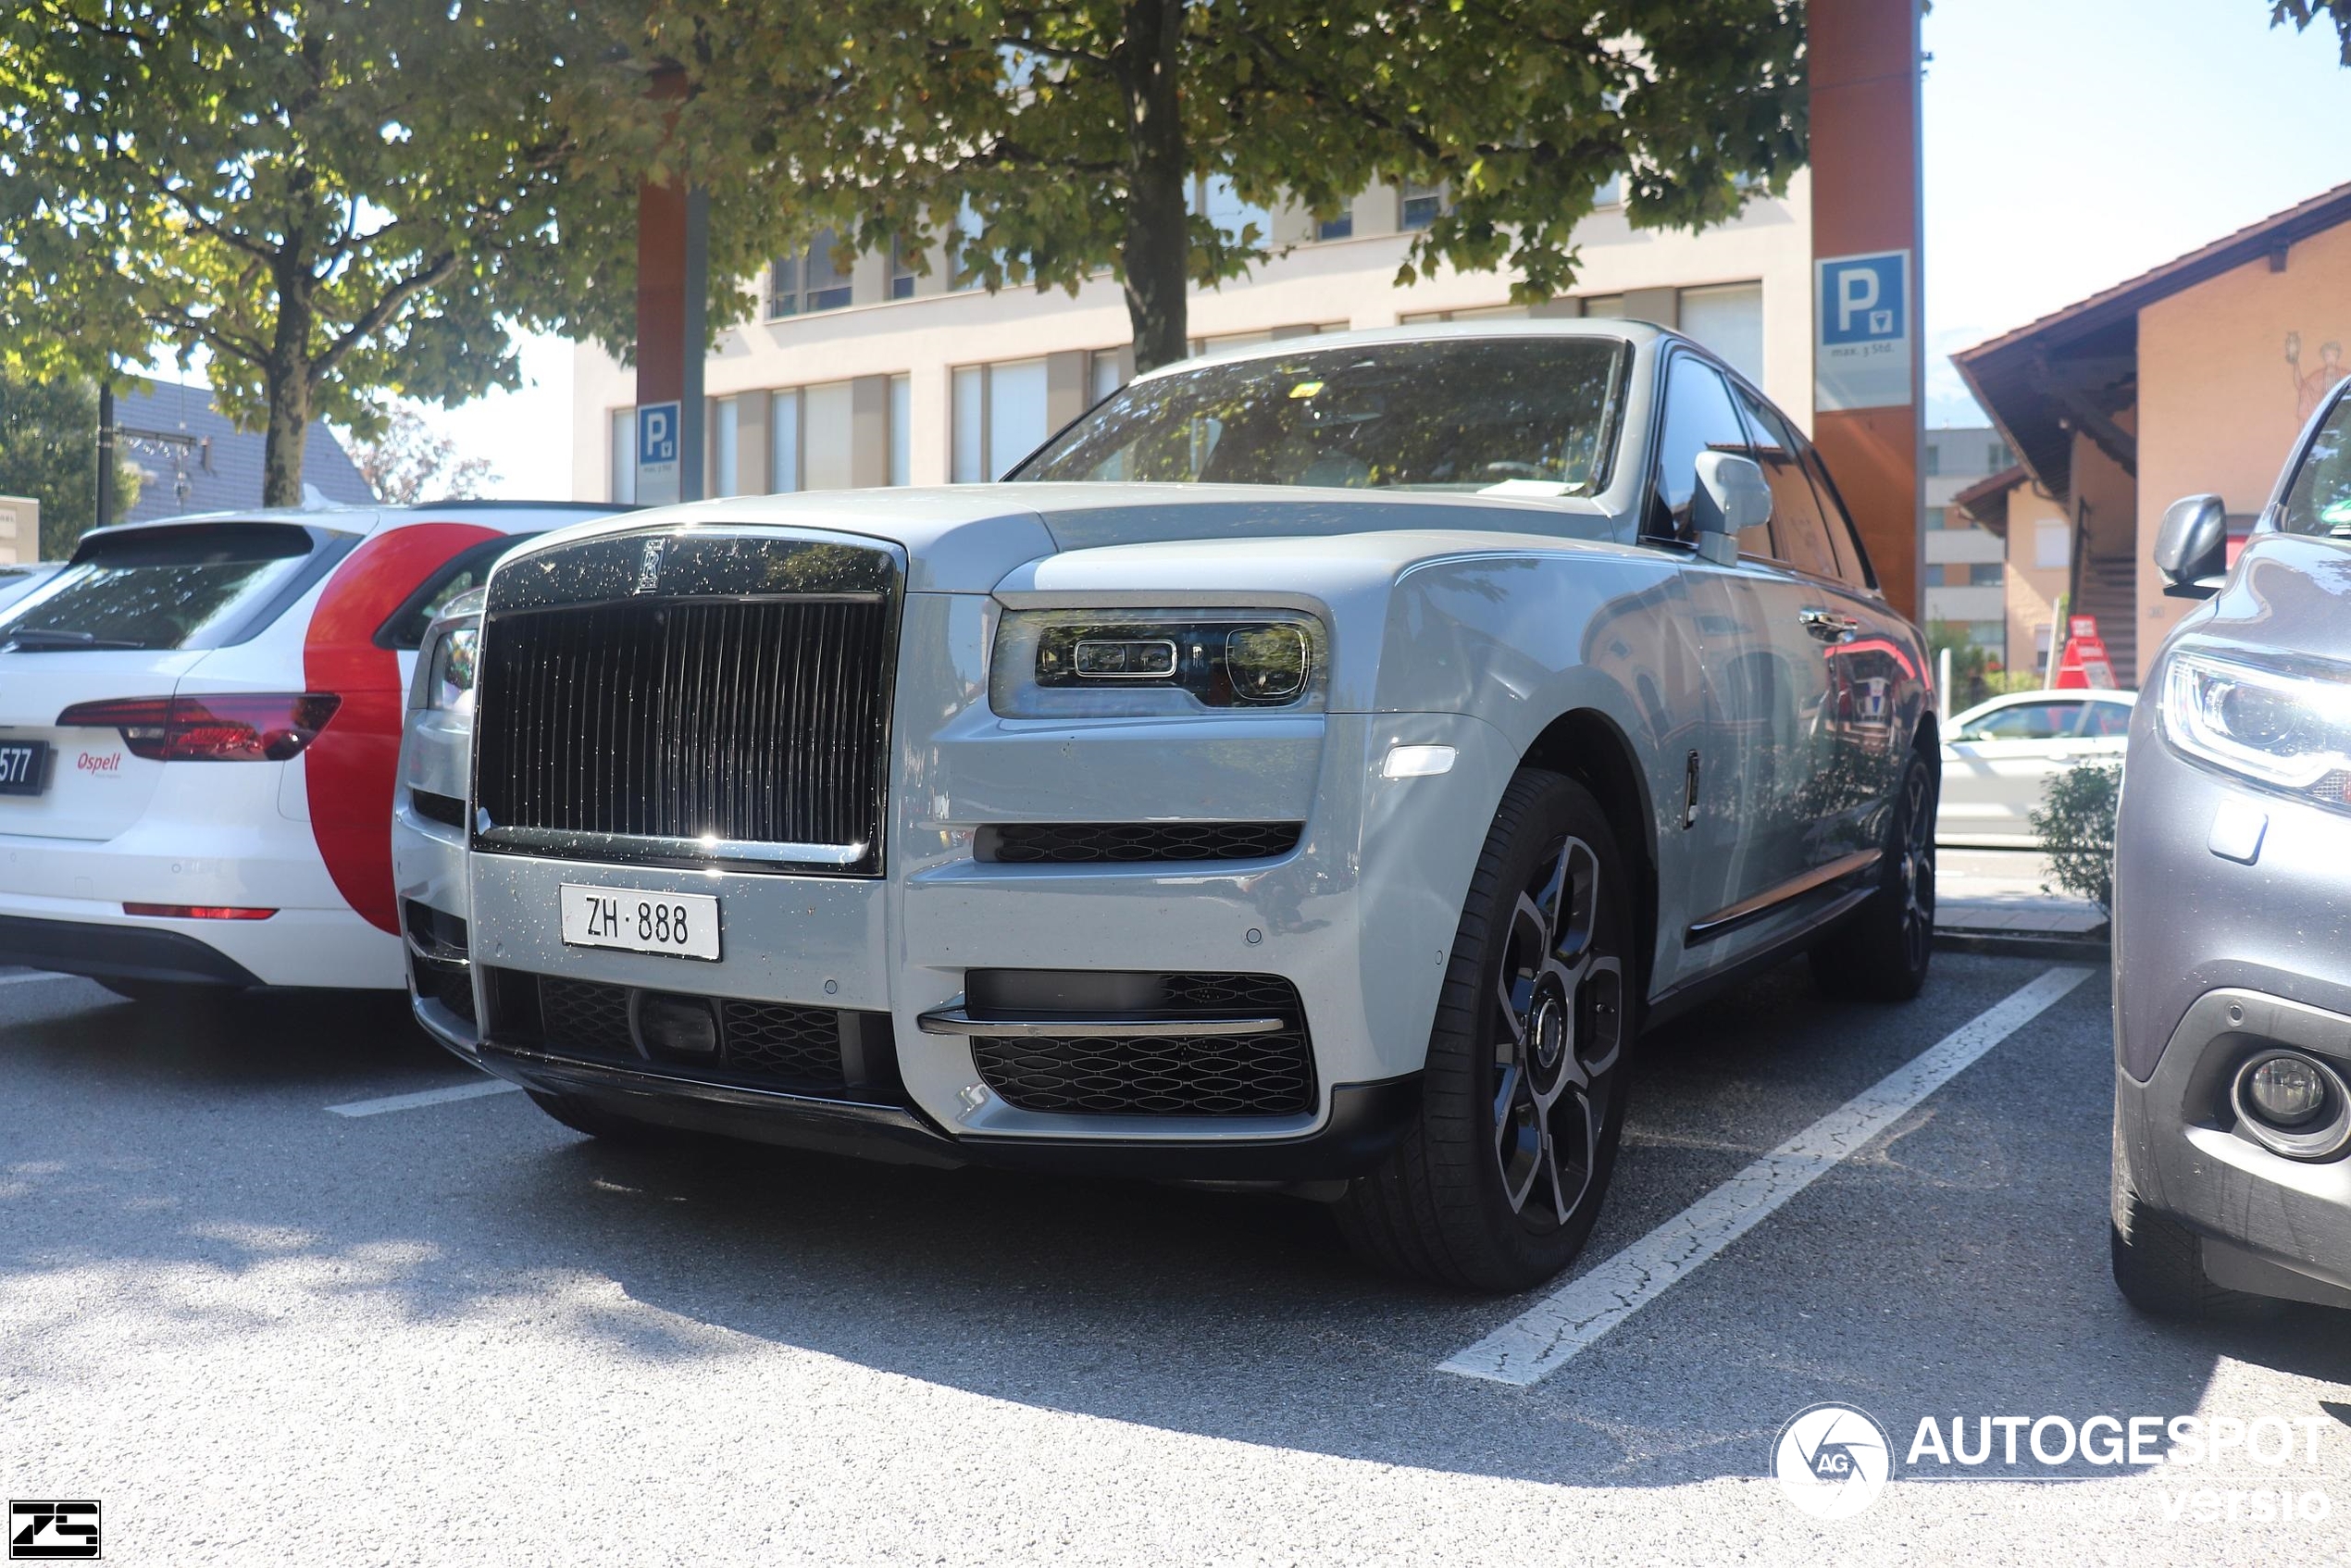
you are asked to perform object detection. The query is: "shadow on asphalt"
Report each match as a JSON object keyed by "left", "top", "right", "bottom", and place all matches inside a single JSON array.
[{"left": 3, "top": 955, "right": 2346, "bottom": 1489}]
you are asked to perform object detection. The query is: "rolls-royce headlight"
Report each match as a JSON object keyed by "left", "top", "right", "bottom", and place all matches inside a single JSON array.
[
  {"left": 423, "top": 625, "right": 480, "bottom": 712},
  {"left": 992, "top": 608, "right": 1326, "bottom": 718},
  {"left": 2160, "top": 648, "right": 2351, "bottom": 805}
]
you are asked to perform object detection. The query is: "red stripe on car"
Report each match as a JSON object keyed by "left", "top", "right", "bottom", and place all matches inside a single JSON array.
[{"left": 303, "top": 522, "right": 500, "bottom": 933}]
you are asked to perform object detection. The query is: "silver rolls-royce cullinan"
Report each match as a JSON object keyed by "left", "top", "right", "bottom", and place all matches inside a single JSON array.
[{"left": 411, "top": 323, "right": 1936, "bottom": 1291}]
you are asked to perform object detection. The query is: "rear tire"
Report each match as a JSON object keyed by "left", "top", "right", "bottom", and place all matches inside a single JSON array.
[
  {"left": 1810, "top": 749, "right": 1936, "bottom": 1002},
  {"left": 1336, "top": 769, "right": 1636, "bottom": 1293},
  {"left": 2110, "top": 1189, "right": 2269, "bottom": 1320}
]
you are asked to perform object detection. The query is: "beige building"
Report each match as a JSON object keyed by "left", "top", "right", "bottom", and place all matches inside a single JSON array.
[
  {"left": 571, "top": 173, "right": 1818, "bottom": 502},
  {"left": 1919, "top": 424, "right": 2016, "bottom": 655},
  {"left": 1955, "top": 181, "right": 2351, "bottom": 687}
]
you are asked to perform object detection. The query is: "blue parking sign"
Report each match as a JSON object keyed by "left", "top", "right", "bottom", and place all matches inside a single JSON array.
[
  {"left": 1813, "top": 250, "right": 1913, "bottom": 411},
  {"left": 637, "top": 401, "right": 680, "bottom": 467}
]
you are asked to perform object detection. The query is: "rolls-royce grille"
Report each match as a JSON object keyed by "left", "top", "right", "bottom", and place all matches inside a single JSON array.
[
  {"left": 976, "top": 821, "right": 1303, "bottom": 865},
  {"left": 475, "top": 595, "right": 892, "bottom": 872},
  {"left": 971, "top": 973, "right": 1316, "bottom": 1117}
]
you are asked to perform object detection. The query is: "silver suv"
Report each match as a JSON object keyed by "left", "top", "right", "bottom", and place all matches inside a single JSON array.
[{"left": 440, "top": 324, "right": 1936, "bottom": 1291}]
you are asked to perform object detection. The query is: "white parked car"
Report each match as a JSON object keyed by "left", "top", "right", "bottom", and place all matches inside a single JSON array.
[
  {"left": 1936, "top": 688, "right": 2135, "bottom": 848},
  {"left": 0, "top": 502, "right": 620, "bottom": 1001}
]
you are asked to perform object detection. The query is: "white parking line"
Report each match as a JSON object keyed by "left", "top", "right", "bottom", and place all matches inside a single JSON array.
[
  {"left": 327, "top": 1080, "right": 524, "bottom": 1118},
  {"left": 1438, "top": 964, "right": 2096, "bottom": 1388}
]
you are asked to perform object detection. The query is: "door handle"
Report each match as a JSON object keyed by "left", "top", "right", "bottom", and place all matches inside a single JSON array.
[{"left": 1798, "top": 607, "right": 1860, "bottom": 641}]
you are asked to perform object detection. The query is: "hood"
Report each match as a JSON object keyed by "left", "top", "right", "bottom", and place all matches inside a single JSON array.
[{"left": 530, "top": 482, "right": 1622, "bottom": 593}]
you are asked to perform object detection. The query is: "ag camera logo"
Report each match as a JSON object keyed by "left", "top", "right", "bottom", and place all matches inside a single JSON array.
[{"left": 1772, "top": 1403, "right": 1895, "bottom": 1519}]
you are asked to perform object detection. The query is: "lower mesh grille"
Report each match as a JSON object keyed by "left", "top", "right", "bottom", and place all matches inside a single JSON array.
[
  {"left": 978, "top": 821, "right": 1303, "bottom": 865},
  {"left": 538, "top": 977, "right": 636, "bottom": 1060},
  {"left": 970, "top": 973, "right": 1315, "bottom": 1117},
  {"left": 522, "top": 977, "right": 847, "bottom": 1090}
]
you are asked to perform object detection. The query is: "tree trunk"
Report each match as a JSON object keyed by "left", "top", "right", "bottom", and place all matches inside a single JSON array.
[
  {"left": 1116, "top": 0, "right": 1189, "bottom": 373},
  {"left": 261, "top": 277, "right": 315, "bottom": 508}
]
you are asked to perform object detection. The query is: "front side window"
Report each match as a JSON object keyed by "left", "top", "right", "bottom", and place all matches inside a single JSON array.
[
  {"left": 1016, "top": 338, "right": 1625, "bottom": 496},
  {"left": 1648, "top": 356, "right": 1751, "bottom": 544},
  {"left": 1732, "top": 383, "right": 1839, "bottom": 575},
  {"left": 1960, "top": 702, "right": 2083, "bottom": 741},
  {"left": 0, "top": 522, "right": 324, "bottom": 652},
  {"left": 2280, "top": 391, "right": 2351, "bottom": 537}
]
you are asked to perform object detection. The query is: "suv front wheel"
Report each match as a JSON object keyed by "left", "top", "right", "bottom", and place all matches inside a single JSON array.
[{"left": 1337, "top": 769, "right": 1636, "bottom": 1292}]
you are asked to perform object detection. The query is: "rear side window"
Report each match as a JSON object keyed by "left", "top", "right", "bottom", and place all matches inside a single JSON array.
[
  {"left": 1962, "top": 702, "right": 2082, "bottom": 741},
  {"left": 0, "top": 522, "right": 333, "bottom": 652},
  {"left": 1797, "top": 443, "right": 1879, "bottom": 590},
  {"left": 1731, "top": 385, "right": 1841, "bottom": 579},
  {"left": 2084, "top": 703, "right": 2133, "bottom": 738},
  {"left": 376, "top": 534, "right": 537, "bottom": 650}
]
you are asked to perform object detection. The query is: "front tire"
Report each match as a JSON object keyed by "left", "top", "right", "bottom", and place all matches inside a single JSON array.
[
  {"left": 2110, "top": 1189, "right": 2269, "bottom": 1320},
  {"left": 1810, "top": 748, "right": 1936, "bottom": 1002},
  {"left": 1337, "top": 770, "right": 1636, "bottom": 1292}
]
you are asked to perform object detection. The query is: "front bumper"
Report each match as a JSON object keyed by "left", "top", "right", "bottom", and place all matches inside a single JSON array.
[
  {"left": 2113, "top": 989, "right": 2351, "bottom": 1306},
  {"left": 2113, "top": 710, "right": 2351, "bottom": 1303}
]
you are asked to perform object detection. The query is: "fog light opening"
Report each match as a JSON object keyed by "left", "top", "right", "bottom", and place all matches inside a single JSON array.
[
  {"left": 2231, "top": 1051, "right": 2351, "bottom": 1161},
  {"left": 634, "top": 992, "right": 719, "bottom": 1059}
]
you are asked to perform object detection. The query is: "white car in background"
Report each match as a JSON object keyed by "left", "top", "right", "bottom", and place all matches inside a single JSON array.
[
  {"left": 0, "top": 502, "right": 619, "bottom": 1002},
  {"left": 1936, "top": 688, "right": 2136, "bottom": 847}
]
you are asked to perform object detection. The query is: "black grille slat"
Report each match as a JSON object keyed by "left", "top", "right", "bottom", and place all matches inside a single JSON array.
[
  {"left": 978, "top": 822, "right": 1304, "bottom": 865},
  {"left": 720, "top": 1000, "right": 847, "bottom": 1089},
  {"left": 538, "top": 977, "right": 636, "bottom": 1060},
  {"left": 970, "top": 973, "right": 1315, "bottom": 1117},
  {"left": 477, "top": 594, "right": 891, "bottom": 867}
]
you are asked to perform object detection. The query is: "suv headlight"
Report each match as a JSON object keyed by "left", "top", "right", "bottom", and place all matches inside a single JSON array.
[
  {"left": 423, "top": 625, "right": 480, "bottom": 713},
  {"left": 990, "top": 608, "right": 1326, "bottom": 718},
  {"left": 2160, "top": 648, "right": 2351, "bottom": 805}
]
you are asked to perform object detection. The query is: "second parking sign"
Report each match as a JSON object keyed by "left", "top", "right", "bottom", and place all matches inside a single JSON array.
[{"left": 1814, "top": 250, "right": 1913, "bottom": 412}]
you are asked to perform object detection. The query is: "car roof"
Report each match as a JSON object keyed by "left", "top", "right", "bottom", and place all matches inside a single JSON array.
[
  {"left": 73, "top": 499, "right": 629, "bottom": 542},
  {"left": 1133, "top": 317, "right": 1676, "bottom": 382}
]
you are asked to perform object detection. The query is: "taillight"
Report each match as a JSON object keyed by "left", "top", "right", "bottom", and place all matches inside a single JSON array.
[
  {"left": 56, "top": 694, "right": 342, "bottom": 762},
  {"left": 122, "top": 902, "right": 277, "bottom": 920}
]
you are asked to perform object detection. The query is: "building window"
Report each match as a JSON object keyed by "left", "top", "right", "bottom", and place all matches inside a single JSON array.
[
  {"left": 609, "top": 407, "right": 635, "bottom": 504},
  {"left": 951, "top": 358, "right": 1050, "bottom": 482},
  {"left": 1989, "top": 439, "right": 2013, "bottom": 470},
  {"left": 1677, "top": 282, "right": 1763, "bottom": 387},
  {"left": 1964, "top": 620, "right": 2005, "bottom": 650},
  {"left": 711, "top": 394, "right": 740, "bottom": 497},
  {"left": 2034, "top": 520, "right": 2069, "bottom": 570},
  {"left": 1924, "top": 505, "right": 1947, "bottom": 530},
  {"left": 1969, "top": 562, "right": 2003, "bottom": 587},
  {"left": 1400, "top": 180, "right": 1444, "bottom": 230},
  {"left": 889, "top": 239, "right": 918, "bottom": 300},
  {"left": 889, "top": 374, "right": 911, "bottom": 487},
  {"left": 769, "top": 230, "right": 853, "bottom": 318},
  {"left": 1581, "top": 294, "right": 1627, "bottom": 318},
  {"left": 1198, "top": 175, "right": 1270, "bottom": 246},
  {"left": 1316, "top": 211, "right": 1354, "bottom": 241},
  {"left": 1088, "top": 349, "right": 1127, "bottom": 404},
  {"left": 1922, "top": 443, "right": 1941, "bottom": 477},
  {"left": 770, "top": 390, "right": 801, "bottom": 492},
  {"left": 802, "top": 380, "right": 857, "bottom": 491}
]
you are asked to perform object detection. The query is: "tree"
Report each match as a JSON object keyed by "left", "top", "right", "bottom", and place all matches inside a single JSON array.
[
  {"left": 0, "top": 0, "right": 592, "bottom": 506},
  {"left": 2272, "top": 1, "right": 2351, "bottom": 63},
  {"left": 0, "top": 378, "right": 142, "bottom": 557},
  {"left": 626, "top": 0, "right": 1808, "bottom": 372},
  {"left": 346, "top": 404, "right": 499, "bottom": 504}
]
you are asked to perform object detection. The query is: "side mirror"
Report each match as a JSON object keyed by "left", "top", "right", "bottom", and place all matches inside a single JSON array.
[
  {"left": 1693, "top": 452, "right": 1772, "bottom": 566},
  {"left": 2155, "top": 493, "right": 2228, "bottom": 599}
]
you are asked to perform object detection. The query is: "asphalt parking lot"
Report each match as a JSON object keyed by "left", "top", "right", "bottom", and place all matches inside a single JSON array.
[{"left": 3, "top": 951, "right": 2347, "bottom": 1566}]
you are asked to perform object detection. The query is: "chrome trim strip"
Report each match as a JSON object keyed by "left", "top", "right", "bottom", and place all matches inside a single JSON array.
[
  {"left": 1686, "top": 848, "right": 1882, "bottom": 943},
  {"left": 476, "top": 825, "right": 868, "bottom": 867},
  {"left": 916, "top": 1008, "right": 1287, "bottom": 1039}
]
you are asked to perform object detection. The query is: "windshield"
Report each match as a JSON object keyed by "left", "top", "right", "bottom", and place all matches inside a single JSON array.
[
  {"left": 0, "top": 522, "right": 326, "bottom": 652},
  {"left": 2281, "top": 391, "right": 2351, "bottom": 538},
  {"left": 1014, "top": 337, "right": 1627, "bottom": 493}
]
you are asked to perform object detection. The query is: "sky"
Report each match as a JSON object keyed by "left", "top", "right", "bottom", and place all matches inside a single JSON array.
[{"left": 366, "top": 0, "right": 2351, "bottom": 495}]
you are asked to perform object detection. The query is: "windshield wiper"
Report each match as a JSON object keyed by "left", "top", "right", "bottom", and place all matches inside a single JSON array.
[{"left": 1, "top": 628, "right": 150, "bottom": 651}]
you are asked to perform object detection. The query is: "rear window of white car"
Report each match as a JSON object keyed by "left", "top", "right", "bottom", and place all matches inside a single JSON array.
[
  {"left": 1014, "top": 338, "right": 1628, "bottom": 494},
  {"left": 0, "top": 521, "right": 344, "bottom": 653}
]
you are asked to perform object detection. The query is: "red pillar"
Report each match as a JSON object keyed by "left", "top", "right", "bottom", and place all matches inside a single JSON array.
[{"left": 1810, "top": 0, "right": 1925, "bottom": 623}]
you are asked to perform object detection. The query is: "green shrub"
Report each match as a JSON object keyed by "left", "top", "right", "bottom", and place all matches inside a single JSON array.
[{"left": 2032, "top": 762, "right": 2121, "bottom": 913}]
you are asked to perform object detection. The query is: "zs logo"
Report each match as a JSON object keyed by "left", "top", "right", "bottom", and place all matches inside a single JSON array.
[{"left": 9, "top": 1500, "right": 100, "bottom": 1560}]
